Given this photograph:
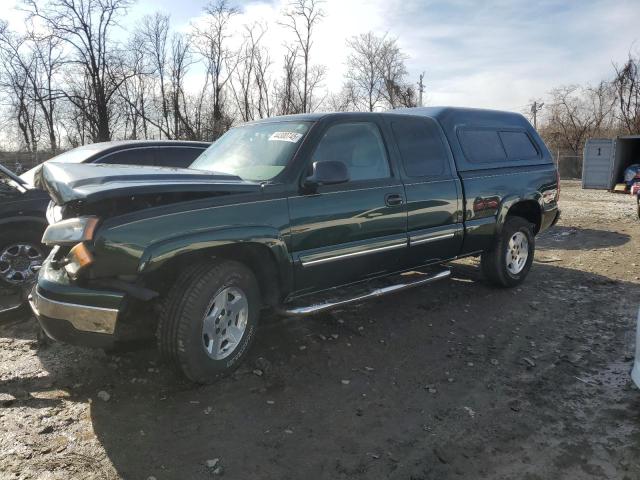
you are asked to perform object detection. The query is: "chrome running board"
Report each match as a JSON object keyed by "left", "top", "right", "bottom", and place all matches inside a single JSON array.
[{"left": 282, "top": 269, "right": 451, "bottom": 316}]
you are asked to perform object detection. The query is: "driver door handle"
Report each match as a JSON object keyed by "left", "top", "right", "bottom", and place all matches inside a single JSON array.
[{"left": 385, "top": 193, "right": 404, "bottom": 206}]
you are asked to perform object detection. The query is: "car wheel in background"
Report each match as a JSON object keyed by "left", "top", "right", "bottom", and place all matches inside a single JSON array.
[
  {"left": 481, "top": 216, "right": 535, "bottom": 288},
  {"left": 0, "top": 229, "right": 46, "bottom": 288}
]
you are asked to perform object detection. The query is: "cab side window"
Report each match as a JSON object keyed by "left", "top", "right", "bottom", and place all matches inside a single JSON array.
[
  {"left": 390, "top": 117, "right": 450, "bottom": 178},
  {"left": 311, "top": 122, "right": 390, "bottom": 182},
  {"left": 155, "top": 147, "right": 206, "bottom": 168},
  {"left": 97, "top": 148, "right": 157, "bottom": 166}
]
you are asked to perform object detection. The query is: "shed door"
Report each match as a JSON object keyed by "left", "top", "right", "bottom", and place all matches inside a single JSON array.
[{"left": 582, "top": 139, "right": 614, "bottom": 189}]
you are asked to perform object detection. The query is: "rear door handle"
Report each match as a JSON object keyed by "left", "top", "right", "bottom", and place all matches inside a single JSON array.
[{"left": 385, "top": 193, "right": 404, "bottom": 206}]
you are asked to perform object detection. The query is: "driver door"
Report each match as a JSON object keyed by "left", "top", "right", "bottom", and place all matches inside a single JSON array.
[{"left": 287, "top": 118, "right": 408, "bottom": 295}]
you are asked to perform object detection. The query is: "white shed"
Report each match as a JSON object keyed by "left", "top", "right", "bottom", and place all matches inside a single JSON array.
[{"left": 582, "top": 136, "right": 640, "bottom": 189}]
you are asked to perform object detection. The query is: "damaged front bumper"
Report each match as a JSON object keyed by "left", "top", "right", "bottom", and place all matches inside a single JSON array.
[{"left": 29, "top": 258, "right": 124, "bottom": 348}]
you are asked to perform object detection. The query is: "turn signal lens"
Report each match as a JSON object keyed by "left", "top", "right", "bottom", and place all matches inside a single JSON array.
[{"left": 64, "top": 242, "right": 94, "bottom": 277}]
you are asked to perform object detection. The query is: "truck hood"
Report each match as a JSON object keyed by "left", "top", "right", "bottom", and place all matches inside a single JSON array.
[{"left": 36, "top": 162, "right": 259, "bottom": 205}]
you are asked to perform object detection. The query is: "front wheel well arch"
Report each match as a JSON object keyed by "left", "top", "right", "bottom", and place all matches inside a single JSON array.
[
  {"left": 144, "top": 243, "right": 284, "bottom": 308},
  {"left": 504, "top": 200, "right": 542, "bottom": 234}
]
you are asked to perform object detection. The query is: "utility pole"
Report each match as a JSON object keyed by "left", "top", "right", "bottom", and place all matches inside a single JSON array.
[
  {"left": 530, "top": 100, "right": 544, "bottom": 129},
  {"left": 417, "top": 72, "right": 425, "bottom": 107}
]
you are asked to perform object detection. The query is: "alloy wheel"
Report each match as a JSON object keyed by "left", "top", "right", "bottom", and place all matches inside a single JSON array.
[{"left": 201, "top": 286, "right": 249, "bottom": 360}]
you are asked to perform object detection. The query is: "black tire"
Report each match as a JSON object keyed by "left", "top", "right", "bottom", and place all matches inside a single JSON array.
[
  {"left": 157, "top": 259, "right": 260, "bottom": 383},
  {"left": 481, "top": 216, "right": 535, "bottom": 288},
  {"left": 0, "top": 227, "right": 47, "bottom": 288}
]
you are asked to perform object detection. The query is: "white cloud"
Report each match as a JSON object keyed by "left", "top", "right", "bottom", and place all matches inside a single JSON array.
[{"left": 1, "top": 0, "right": 638, "bottom": 114}]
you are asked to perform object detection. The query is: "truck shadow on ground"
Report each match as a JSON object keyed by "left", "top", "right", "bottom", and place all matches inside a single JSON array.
[
  {"left": 1, "top": 260, "right": 640, "bottom": 479},
  {"left": 537, "top": 225, "right": 630, "bottom": 251}
]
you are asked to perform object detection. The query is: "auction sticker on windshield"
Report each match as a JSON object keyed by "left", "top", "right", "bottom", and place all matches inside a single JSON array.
[{"left": 269, "top": 131, "right": 304, "bottom": 143}]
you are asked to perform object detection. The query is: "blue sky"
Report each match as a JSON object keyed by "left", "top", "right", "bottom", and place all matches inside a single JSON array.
[{"left": 3, "top": 0, "right": 639, "bottom": 112}]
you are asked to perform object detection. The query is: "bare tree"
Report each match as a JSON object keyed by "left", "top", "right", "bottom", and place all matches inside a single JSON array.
[
  {"left": 24, "top": 0, "right": 134, "bottom": 142},
  {"left": 118, "top": 35, "right": 150, "bottom": 139},
  {"left": 191, "top": 0, "right": 238, "bottom": 138},
  {"left": 231, "top": 23, "right": 269, "bottom": 122},
  {"left": 0, "top": 24, "right": 40, "bottom": 153},
  {"left": 613, "top": 52, "right": 640, "bottom": 135},
  {"left": 275, "top": 46, "right": 301, "bottom": 115},
  {"left": 325, "top": 81, "right": 357, "bottom": 112},
  {"left": 29, "top": 34, "right": 63, "bottom": 153},
  {"left": 279, "top": 0, "right": 325, "bottom": 113},
  {"left": 378, "top": 36, "right": 409, "bottom": 109},
  {"left": 138, "top": 13, "right": 171, "bottom": 138},
  {"left": 345, "top": 32, "right": 385, "bottom": 111},
  {"left": 544, "top": 85, "right": 604, "bottom": 156},
  {"left": 0, "top": 23, "right": 63, "bottom": 153}
]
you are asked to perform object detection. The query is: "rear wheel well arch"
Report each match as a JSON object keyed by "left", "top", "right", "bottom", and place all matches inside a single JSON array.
[
  {"left": 505, "top": 200, "right": 542, "bottom": 234},
  {"left": 146, "top": 243, "right": 283, "bottom": 308}
]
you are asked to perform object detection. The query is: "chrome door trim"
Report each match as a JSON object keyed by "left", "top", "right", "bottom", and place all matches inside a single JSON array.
[
  {"left": 300, "top": 240, "right": 407, "bottom": 267},
  {"left": 409, "top": 232, "right": 455, "bottom": 246}
]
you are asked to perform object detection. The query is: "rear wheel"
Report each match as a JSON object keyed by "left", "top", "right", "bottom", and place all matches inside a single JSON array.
[
  {"left": 157, "top": 259, "right": 260, "bottom": 383},
  {"left": 481, "top": 216, "right": 535, "bottom": 288}
]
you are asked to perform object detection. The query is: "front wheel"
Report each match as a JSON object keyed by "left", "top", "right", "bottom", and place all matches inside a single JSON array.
[
  {"left": 481, "top": 217, "right": 535, "bottom": 288},
  {"left": 157, "top": 259, "right": 261, "bottom": 383}
]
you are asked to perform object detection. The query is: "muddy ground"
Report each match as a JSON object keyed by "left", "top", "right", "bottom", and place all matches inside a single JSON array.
[{"left": 1, "top": 180, "right": 640, "bottom": 480}]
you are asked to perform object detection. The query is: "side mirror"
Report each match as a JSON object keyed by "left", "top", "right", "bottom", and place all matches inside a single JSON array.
[{"left": 304, "top": 161, "right": 349, "bottom": 190}]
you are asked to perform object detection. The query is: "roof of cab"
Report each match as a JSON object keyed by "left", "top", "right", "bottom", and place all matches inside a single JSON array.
[
  {"left": 245, "top": 107, "right": 530, "bottom": 128},
  {"left": 388, "top": 106, "right": 532, "bottom": 129}
]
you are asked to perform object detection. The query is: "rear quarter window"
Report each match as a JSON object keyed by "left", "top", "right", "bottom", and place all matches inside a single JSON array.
[
  {"left": 459, "top": 128, "right": 541, "bottom": 164},
  {"left": 499, "top": 131, "right": 539, "bottom": 160},
  {"left": 459, "top": 129, "right": 506, "bottom": 163}
]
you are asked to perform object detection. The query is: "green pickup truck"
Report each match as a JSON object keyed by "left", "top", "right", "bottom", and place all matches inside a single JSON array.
[{"left": 30, "top": 108, "right": 560, "bottom": 383}]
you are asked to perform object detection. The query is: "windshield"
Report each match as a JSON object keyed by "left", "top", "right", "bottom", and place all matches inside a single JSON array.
[{"left": 190, "top": 121, "right": 311, "bottom": 181}]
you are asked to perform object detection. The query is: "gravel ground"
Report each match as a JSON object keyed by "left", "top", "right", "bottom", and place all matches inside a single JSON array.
[{"left": 1, "top": 180, "right": 640, "bottom": 480}]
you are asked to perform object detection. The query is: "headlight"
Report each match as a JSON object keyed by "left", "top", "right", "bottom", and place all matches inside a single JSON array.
[
  {"left": 42, "top": 216, "right": 100, "bottom": 246},
  {"left": 45, "top": 201, "right": 63, "bottom": 224}
]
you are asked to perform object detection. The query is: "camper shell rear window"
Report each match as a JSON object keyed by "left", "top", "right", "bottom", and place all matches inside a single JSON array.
[{"left": 458, "top": 128, "right": 540, "bottom": 164}]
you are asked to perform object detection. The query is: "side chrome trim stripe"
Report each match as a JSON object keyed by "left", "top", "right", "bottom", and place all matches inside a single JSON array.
[
  {"left": 409, "top": 232, "right": 456, "bottom": 246},
  {"left": 300, "top": 241, "right": 407, "bottom": 267}
]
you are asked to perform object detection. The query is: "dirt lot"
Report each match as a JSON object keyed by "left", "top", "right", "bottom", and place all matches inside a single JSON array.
[{"left": 1, "top": 180, "right": 640, "bottom": 480}]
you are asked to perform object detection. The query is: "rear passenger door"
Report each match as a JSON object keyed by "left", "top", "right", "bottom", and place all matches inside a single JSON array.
[{"left": 388, "top": 115, "right": 463, "bottom": 267}]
